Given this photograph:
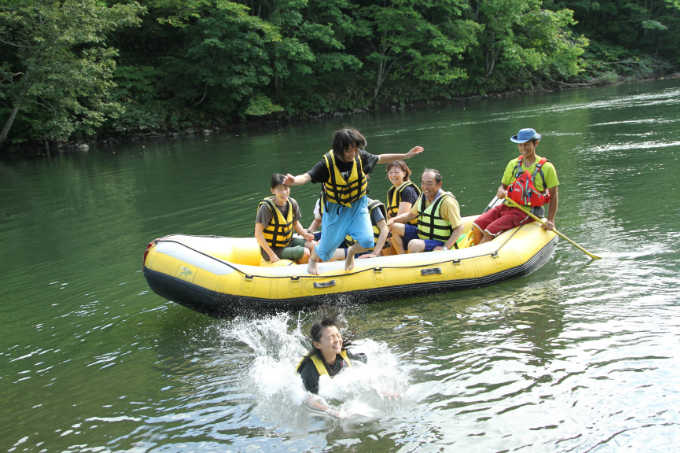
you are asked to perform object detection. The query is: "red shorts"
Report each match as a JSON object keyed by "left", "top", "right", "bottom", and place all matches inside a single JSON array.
[{"left": 473, "top": 204, "right": 532, "bottom": 237}]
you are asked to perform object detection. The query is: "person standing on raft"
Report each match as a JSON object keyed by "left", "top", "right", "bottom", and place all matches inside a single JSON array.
[
  {"left": 284, "top": 128, "right": 423, "bottom": 274},
  {"left": 470, "top": 128, "right": 559, "bottom": 245}
]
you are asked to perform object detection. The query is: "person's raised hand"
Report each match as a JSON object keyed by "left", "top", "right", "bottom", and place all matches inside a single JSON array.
[{"left": 406, "top": 146, "right": 424, "bottom": 158}]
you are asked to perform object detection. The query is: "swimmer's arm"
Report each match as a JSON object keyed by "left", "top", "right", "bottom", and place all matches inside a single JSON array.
[{"left": 304, "top": 394, "right": 344, "bottom": 418}]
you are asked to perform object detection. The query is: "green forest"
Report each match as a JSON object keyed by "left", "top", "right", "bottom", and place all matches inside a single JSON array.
[{"left": 1, "top": 0, "right": 679, "bottom": 151}]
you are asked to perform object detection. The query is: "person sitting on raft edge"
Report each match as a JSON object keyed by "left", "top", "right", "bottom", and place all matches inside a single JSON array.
[
  {"left": 469, "top": 127, "right": 559, "bottom": 245},
  {"left": 388, "top": 168, "right": 465, "bottom": 253},
  {"left": 283, "top": 127, "right": 423, "bottom": 274},
  {"left": 385, "top": 160, "right": 421, "bottom": 224},
  {"left": 254, "top": 173, "right": 315, "bottom": 264},
  {"left": 296, "top": 317, "right": 366, "bottom": 417}
]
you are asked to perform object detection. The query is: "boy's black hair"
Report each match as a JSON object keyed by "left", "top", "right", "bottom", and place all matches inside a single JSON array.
[
  {"left": 270, "top": 173, "right": 286, "bottom": 189},
  {"left": 332, "top": 128, "right": 367, "bottom": 158}
]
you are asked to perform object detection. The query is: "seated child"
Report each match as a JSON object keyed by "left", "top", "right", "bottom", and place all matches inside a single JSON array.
[{"left": 255, "top": 173, "right": 315, "bottom": 264}]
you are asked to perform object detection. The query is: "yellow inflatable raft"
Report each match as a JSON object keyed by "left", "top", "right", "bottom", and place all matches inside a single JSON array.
[{"left": 142, "top": 215, "right": 557, "bottom": 315}]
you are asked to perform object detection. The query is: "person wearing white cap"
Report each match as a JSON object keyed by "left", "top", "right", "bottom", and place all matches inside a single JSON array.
[{"left": 470, "top": 128, "right": 559, "bottom": 245}]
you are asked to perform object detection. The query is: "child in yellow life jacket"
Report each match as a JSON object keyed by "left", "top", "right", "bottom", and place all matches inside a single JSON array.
[
  {"left": 284, "top": 128, "right": 424, "bottom": 274},
  {"left": 254, "top": 173, "right": 315, "bottom": 264}
]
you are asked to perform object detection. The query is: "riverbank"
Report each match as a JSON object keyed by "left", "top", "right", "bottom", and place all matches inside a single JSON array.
[{"left": 4, "top": 71, "right": 679, "bottom": 160}]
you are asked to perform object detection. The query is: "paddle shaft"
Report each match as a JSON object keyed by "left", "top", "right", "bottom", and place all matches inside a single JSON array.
[
  {"left": 504, "top": 198, "right": 601, "bottom": 260},
  {"left": 484, "top": 196, "right": 500, "bottom": 213}
]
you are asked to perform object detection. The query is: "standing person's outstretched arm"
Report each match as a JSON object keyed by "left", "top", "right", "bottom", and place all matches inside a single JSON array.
[
  {"left": 284, "top": 173, "right": 311, "bottom": 186},
  {"left": 377, "top": 146, "right": 424, "bottom": 164}
]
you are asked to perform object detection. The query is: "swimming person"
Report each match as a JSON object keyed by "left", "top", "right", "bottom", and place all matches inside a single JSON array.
[{"left": 297, "top": 318, "right": 366, "bottom": 417}]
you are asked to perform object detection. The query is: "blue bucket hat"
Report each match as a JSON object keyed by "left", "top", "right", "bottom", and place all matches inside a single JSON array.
[{"left": 510, "top": 128, "right": 541, "bottom": 143}]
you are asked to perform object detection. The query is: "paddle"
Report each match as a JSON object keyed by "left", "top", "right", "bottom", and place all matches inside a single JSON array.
[
  {"left": 483, "top": 195, "right": 501, "bottom": 213},
  {"left": 504, "top": 198, "right": 601, "bottom": 260}
]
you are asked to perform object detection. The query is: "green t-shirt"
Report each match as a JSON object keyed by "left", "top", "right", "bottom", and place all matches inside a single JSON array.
[{"left": 501, "top": 155, "right": 559, "bottom": 192}]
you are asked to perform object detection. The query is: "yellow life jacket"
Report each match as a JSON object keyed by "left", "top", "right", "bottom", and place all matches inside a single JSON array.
[
  {"left": 322, "top": 151, "right": 367, "bottom": 207},
  {"left": 258, "top": 197, "right": 293, "bottom": 248},
  {"left": 417, "top": 191, "right": 454, "bottom": 242},
  {"left": 296, "top": 349, "right": 352, "bottom": 376},
  {"left": 344, "top": 199, "right": 387, "bottom": 246},
  {"left": 387, "top": 180, "right": 421, "bottom": 225}
]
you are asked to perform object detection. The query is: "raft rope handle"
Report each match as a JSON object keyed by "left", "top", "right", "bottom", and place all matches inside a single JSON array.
[
  {"left": 154, "top": 227, "right": 530, "bottom": 280},
  {"left": 490, "top": 224, "right": 522, "bottom": 257},
  {"left": 153, "top": 238, "right": 249, "bottom": 276}
]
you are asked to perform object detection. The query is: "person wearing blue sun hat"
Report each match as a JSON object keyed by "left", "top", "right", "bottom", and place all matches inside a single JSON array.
[{"left": 470, "top": 128, "right": 559, "bottom": 245}]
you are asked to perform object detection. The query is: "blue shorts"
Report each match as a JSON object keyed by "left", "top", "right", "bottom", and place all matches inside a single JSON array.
[
  {"left": 316, "top": 196, "right": 374, "bottom": 261},
  {"left": 404, "top": 224, "right": 444, "bottom": 252}
]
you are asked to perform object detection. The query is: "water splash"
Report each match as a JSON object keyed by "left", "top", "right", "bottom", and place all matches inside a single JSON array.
[{"left": 223, "top": 313, "right": 412, "bottom": 429}]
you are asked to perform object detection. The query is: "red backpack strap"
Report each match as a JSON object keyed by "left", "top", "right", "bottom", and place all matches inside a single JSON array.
[
  {"left": 533, "top": 157, "right": 548, "bottom": 190},
  {"left": 513, "top": 155, "right": 525, "bottom": 177}
]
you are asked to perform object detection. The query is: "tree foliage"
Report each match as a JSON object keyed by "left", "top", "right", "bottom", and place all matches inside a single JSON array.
[
  {"left": 3, "top": 0, "right": 679, "bottom": 149},
  {"left": 546, "top": 0, "right": 680, "bottom": 73},
  {"left": 0, "top": 0, "right": 144, "bottom": 148}
]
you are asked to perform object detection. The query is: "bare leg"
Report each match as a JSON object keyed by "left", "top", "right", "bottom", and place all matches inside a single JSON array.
[
  {"left": 407, "top": 239, "right": 426, "bottom": 253},
  {"left": 344, "top": 244, "right": 358, "bottom": 271},
  {"left": 297, "top": 248, "right": 311, "bottom": 264},
  {"left": 479, "top": 230, "right": 494, "bottom": 244},
  {"left": 390, "top": 223, "right": 406, "bottom": 255},
  {"left": 307, "top": 249, "right": 320, "bottom": 275},
  {"left": 469, "top": 224, "right": 483, "bottom": 246},
  {"left": 344, "top": 244, "right": 369, "bottom": 271}
]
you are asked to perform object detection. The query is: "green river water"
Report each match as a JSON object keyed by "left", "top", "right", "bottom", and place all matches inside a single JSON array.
[{"left": 2, "top": 80, "right": 680, "bottom": 452}]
